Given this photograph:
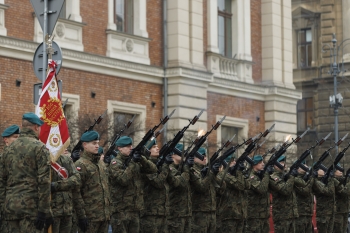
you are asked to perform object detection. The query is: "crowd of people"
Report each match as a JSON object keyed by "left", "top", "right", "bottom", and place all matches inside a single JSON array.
[{"left": 0, "top": 112, "right": 349, "bottom": 233}]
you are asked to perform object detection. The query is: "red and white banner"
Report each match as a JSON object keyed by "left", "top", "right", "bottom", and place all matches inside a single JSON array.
[{"left": 35, "top": 60, "right": 70, "bottom": 163}]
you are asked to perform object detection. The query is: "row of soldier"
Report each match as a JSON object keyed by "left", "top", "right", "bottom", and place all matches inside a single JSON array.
[{"left": 0, "top": 112, "right": 349, "bottom": 233}]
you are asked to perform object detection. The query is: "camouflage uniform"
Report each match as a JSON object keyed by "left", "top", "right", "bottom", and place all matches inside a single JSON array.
[
  {"left": 109, "top": 152, "right": 157, "bottom": 233},
  {"left": 75, "top": 151, "right": 111, "bottom": 233},
  {"left": 190, "top": 163, "right": 224, "bottom": 233},
  {"left": 294, "top": 175, "right": 314, "bottom": 233},
  {"left": 0, "top": 128, "right": 51, "bottom": 233},
  {"left": 245, "top": 170, "right": 270, "bottom": 233},
  {"left": 333, "top": 176, "right": 350, "bottom": 233},
  {"left": 140, "top": 158, "right": 170, "bottom": 233},
  {"left": 49, "top": 155, "right": 82, "bottom": 233},
  {"left": 0, "top": 146, "right": 7, "bottom": 233},
  {"left": 269, "top": 171, "right": 298, "bottom": 233},
  {"left": 216, "top": 170, "right": 249, "bottom": 233},
  {"left": 167, "top": 163, "right": 192, "bottom": 233},
  {"left": 313, "top": 177, "right": 335, "bottom": 233}
]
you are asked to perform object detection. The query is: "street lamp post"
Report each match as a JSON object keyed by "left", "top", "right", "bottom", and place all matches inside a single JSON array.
[{"left": 323, "top": 33, "right": 349, "bottom": 153}]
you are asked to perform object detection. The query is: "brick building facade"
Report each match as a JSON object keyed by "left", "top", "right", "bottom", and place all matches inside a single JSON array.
[{"left": 0, "top": 0, "right": 300, "bottom": 155}]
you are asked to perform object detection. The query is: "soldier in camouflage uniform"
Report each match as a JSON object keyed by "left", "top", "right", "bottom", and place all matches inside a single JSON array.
[
  {"left": 333, "top": 165, "right": 350, "bottom": 233},
  {"left": 141, "top": 139, "right": 173, "bottom": 233},
  {"left": 245, "top": 155, "right": 270, "bottom": 233},
  {"left": 74, "top": 130, "right": 111, "bottom": 233},
  {"left": 269, "top": 155, "right": 298, "bottom": 233},
  {"left": 109, "top": 136, "right": 157, "bottom": 233},
  {"left": 313, "top": 168, "right": 336, "bottom": 233},
  {"left": 0, "top": 113, "right": 51, "bottom": 233},
  {"left": 190, "top": 147, "right": 223, "bottom": 233},
  {"left": 49, "top": 154, "right": 82, "bottom": 233},
  {"left": 293, "top": 161, "right": 314, "bottom": 233},
  {"left": 167, "top": 144, "right": 193, "bottom": 233},
  {"left": 216, "top": 155, "right": 250, "bottom": 233},
  {"left": 0, "top": 125, "right": 20, "bottom": 232}
]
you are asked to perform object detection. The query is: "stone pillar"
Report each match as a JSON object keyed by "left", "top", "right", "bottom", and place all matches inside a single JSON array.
[
  {"left": 189, "top": 0, "right": 205, "bottom": 70},
  {"left": 66, "top": 0, "right": 82, "bottom": 22},
  {"left": 206, "top": 0, "right": 219, "bottom": 53},
  {"left": 134, "top": 0, "right": 148, "bottom": 37},
  {"left": 0, "top": 2, "right": 8, "bottom": 36},
  {"left": 342, "top": 0, "right": 350, "bottom": 61}
]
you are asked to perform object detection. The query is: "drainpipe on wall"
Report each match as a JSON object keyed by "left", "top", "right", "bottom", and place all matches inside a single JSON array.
[{"left": 163, "top": 0, "right": 168, "bottom": 143}]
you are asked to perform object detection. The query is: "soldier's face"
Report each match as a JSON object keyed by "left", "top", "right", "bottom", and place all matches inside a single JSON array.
[
  {"left": 172, "top": 154, "right": 181, "bottom": 164},
  {"left": 335, "top": 169, "right": 343, "bottom": 177},
  {"left": 83, "top": 140, "right": 100, "bottom": 154},
  {"left": 118, "top": 145, "right": 133, "bottom": 156},
  {"left": 195, "top": 156, "right": 207, "bottom": 165},
  {"left": 3, "top": 134, "right": 20, "bottom": 146},
  {"left": 149, "top": 145, "right": 159, "bottom": 158},
  {"left": 317, "top": 169, "right": 325, "bottom": 177},
  {"left": 254, "top": 161, "right": 264, "bottom": 171}
]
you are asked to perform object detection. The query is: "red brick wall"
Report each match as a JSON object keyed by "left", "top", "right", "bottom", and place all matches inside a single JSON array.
[
  {"left": 147, "top": 0, "right": 163, "bottom": 67},
  {"left": 203, "top": 0, "right": 207, "bottom": 67},
  {"left": 250, "top": 0, "right": 262, "bottom": 82},
  {"left": 207, "top": 92, "right": 265, "bottom": 145},
  {"left": 0, "top": 57, "right": 163, "bottom": 132}
]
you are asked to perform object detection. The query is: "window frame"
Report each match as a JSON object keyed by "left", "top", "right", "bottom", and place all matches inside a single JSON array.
[
  {"left": 297, "top": 28, "right": 312, "bottom": 68},
  {"left": 297, "top": 97, "right": 313, "bottom": 131},
  {"left": 217, "top": 0, "right": 233, "bottom": 58},
  {"left": 114, "top": 0, "right": 134, "bottom": 34}
]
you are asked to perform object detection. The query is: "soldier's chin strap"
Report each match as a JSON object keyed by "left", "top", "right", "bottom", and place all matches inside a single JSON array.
[{"left": 51, "top": 162, "right": 69, "bottom": 179}]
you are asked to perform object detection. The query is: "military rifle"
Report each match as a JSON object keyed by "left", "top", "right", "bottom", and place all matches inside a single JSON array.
[
  {"left": 156, "top": 109, "right": 204, "bottom": 170},
  {"left": 123, "top": 109, "right": 175, "bottom": 168},
  {"left": 262, "top": 145, "right": 278, "bottom": 159},
  {"left": 284, "top": 132, "right": 331, "bottom": 180},
  {"left": 343, "top": 168, "right": 350, "bottom": 185},
  {"left": 71, "top": 110, "right": 107, "bottom": 161},
  {"left": 322, "top": 141, "right": 350, "bottom": 184},
  {"left": 264, "top": 128, "right": 309, "bottom": 172},
  {"left": 103, "top": 115, "right": 135, "bottom": 164}
]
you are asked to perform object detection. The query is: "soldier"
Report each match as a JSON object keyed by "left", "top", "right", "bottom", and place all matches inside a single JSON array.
[
  {"left": 141, "top": 139, "right": 173, "bottom": 233},
  {"left": 293, "top": 161, "right": 314, "bottom": 233},
  {"left": 216, "top": 155, "right": 249, "bottom": 233},
  {"left": 74, "top": 130, "right": 110, "bottom": 233},
  {"left": 0, "top": 113, "right": 51, "bottom": 232},
  {"left": 166, "top": 144, "right": 193, "bottom": 233},
  {"left": 49, "top": 153, "right": 82, "bottom": 233},
  {"left": 313, "top": 168, "right": 336, "bottom": 233},
  {"left": 190, "top": 147, "right": 222, "bottom": 233},
  {"left": 245, "top": 155, "right": 270, "bottom": 233},
  {"left": 333, "top": 165, "right": 350, "bottom": 233},
  {"left": 109, "top": 136, "right": 157, "bottom": 233},
  {"left": 1, "top": 124, "right": 20, "bottom": 147},
  {"left": 269, "top": 155, "right": 298, "bottom": 233}
]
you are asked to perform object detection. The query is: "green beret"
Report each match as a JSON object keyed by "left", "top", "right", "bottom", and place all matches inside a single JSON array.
[
  {"left": 98, "top": 147, "right": 104, "bottom": 154},
  {"left": 277, "top": 155, "right": 286, "bottom": 163},
  {"left": 23, "top": 112, "right": 44, "bottom": 126},
  {"left": 175, "top": 144, "right": 183, "bottom": 152},
  {"left": 225, "top": 153, "right": 235, "bottom": 163},
  {"left": 80, "top": 131, "right": 100, "bottom": 142},
  {"left": 253, "top": 155, "right": 263, "bottom": 165},
  {"left": 146, "top": 139, "right": 157, "bottom": 150},
  {"left": 115, "top": 136, "right": 133, "bottom": 147},
  {"left": 2, "top": 125, "right": 20, "bottom": 137},
  {"left": 198, "top": 147, "right": 206, "bottom": 155}
]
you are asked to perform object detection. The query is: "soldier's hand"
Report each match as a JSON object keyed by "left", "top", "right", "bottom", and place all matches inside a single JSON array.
[
  {"left": 71, "top": 150, "right": 80, "bottom": 162},
  {"left": 51, "top": 182, "right": 56, "bottom": 193},
  {"left": 266, "top": 165, "right": 274, "bottom": 174},
  {"left": 186, "top": 156, "right": 194, "bottom": 167},
  {"left": 103, "top": 154, "right": 111, "bottom": 164},
  {"left": 200, "top": 167, "right": 209, "bottom": 177},
  {"left": 291, "top": 168, "right": 298, "bottom": 177},
  {"left": 34, "top": 212, "right": 46, "bottom": 230},
  {"left": 45, "top": 217, "right": 54, "bottom": 229},
  {"left": 132, "top": 151, "right": 142, "bottom": 163},
  {"left": 211, "top": 162, "right": 220, "bottom": 175},
  {"left": 165, "top": 154, "right": 174, "bottom": 165},
  {"left": 238, "top": 161, "right": 245, "bottom": 171},
  {"left": 312, "top": 169, "right": 318, "bottom": 178},
  {"left": 78, "top": 218, "right": 89, "bottom": 232}
]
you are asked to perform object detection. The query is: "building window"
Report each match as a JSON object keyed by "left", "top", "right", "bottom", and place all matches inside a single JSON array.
[
  {"left": 221, "top": 125, "right": 239, "bottom": 146},
  {"left": 297, "top": 28, "right": 312, "bottom": 68},
  {"left": 218, "top": 0, "right": 232, "bottom": 58},
  {"left": 297, "top": 97, "right": 313, "bottom": 131},
  {"left": 115, "top": 0, "right": 133, "bottom": 33}
]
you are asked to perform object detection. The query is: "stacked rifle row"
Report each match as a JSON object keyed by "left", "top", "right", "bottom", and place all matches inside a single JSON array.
[{"left": 71, "top": 110, "right": 350, "bottom": 184}]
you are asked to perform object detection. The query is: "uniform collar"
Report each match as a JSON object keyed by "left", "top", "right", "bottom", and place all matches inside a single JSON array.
[{"left": 20, "top": 128, "right": 38, "bottom": 139}]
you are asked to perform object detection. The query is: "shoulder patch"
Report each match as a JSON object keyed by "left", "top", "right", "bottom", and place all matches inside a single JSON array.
[
  {"left": 251, "top": 176, "right": 255, "bottom": 179},
  {"left": 274, "top": 177, "right": 278, "bottom": 181},
  {"left": 112, "top": 161, "right": 117, "bottom": 165},
  {"left": 76, "top": 167, "right": 81, "bottom": 171}
]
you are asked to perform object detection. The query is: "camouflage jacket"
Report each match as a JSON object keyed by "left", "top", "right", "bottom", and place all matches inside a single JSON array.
[
  {"left": 294, "top": 175, "right": 314, "bottom": 216},
  {"left": 167, "top": 163, "right": 191, "bottom": 219},
  {"left": 190, "top": 163, "right": 225, "bottom": 212},
  {"left": 246, "top": 170, "right": 270, "bottom": 219},
  {"left": 216, "top": 170, "right": 250, "bottom": 220},
  {"left": 141, "top": 158, "right": 170, "bottom": 217},
  {"left": 75, "top": 151, "right": 110, "bottom": 221},
  {"left": 51, "top": 155, "right": 82, "bottom": 217},
  {"left": 313, "top": 177, "right": 335, "bottom": 216},
  {"left": 0, "top": 128, "right": 51, "bottom": 220},
  {"left": 269, "top": 171, "right": 298, "bottom": 220},
  {"left": 334, "top": 176, "right": 350, "bottom": 214},
  {"left": 109, "top": 152, "right": 157, "bottom": 213}
]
